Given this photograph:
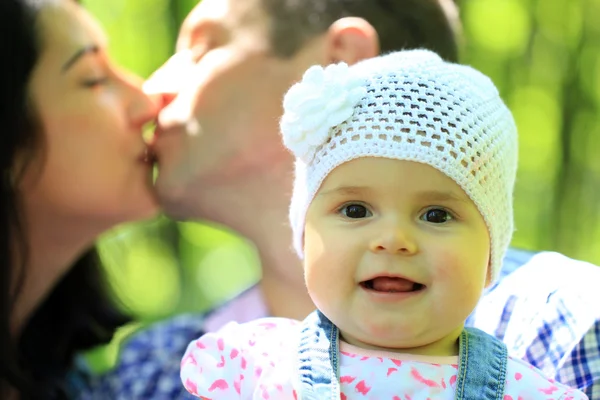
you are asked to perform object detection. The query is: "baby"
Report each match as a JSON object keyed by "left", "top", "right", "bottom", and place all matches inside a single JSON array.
[{"left": 180, "top": 50, "right": 587, "bottom": 399}]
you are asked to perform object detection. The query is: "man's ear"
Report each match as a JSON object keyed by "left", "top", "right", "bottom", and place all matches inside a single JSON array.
[{"left": 325, "top": 17, "right": 379, "bottom": 65}]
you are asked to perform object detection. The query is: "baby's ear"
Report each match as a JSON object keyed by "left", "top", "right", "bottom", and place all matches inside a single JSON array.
[{"left": 484, "top": 258, "right": 493, "bottom": 288}]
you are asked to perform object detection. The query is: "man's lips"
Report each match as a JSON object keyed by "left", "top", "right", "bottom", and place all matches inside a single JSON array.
[{"left": 359, "top": 275, "right": 426, "bottom": 293}]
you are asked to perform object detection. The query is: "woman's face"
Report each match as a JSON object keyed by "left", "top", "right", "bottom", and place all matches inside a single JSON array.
[{"left": 21, "top": 0, "right": 159, "bottom": 229}]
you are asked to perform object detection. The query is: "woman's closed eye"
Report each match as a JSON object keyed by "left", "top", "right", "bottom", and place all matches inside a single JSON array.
[
  {"left": 73, "top": 52, "right": 112, "bottom": 89},
  {"left": 338, "top": 203, "right": 372, "bottom": 219},
  {"left": 81, "top": 76, "right": 109, "bottom": 88},
  {"left": 420, "top": 207, "right": 454, "bottom": 224}
]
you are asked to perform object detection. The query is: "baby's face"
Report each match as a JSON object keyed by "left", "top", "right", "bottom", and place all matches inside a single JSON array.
[{"left": 303, "top": 158, "right": 490, "bottom": 356}]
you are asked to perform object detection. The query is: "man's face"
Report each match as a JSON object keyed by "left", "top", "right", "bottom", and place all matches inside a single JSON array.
[{"left": 146, "top": 0, "right": 319, "bottom": 218}]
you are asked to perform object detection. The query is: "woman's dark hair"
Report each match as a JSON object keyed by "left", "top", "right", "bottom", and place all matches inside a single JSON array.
[{"left": 0, "top": 1, "right": 130, "bottom": 398}]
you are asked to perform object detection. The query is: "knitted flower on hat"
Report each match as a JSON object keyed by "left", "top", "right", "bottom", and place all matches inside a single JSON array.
[
  {"left": 280, "top": 63, "right": 367, "bottom": 163},
  {"left": 280, "top": 49, "right": 518, "bottom": 282}
]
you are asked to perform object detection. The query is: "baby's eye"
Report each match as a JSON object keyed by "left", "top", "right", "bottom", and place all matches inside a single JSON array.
[
  {"left": 421, "top": 208, "right": 453, "bottom": 223},
  {"left": 340, "top": 204, "right": 372, "bottom": 219}
]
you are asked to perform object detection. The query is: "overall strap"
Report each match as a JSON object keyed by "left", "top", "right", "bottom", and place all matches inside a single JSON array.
[
  {"left": 295, "top": 310, "right": 341, "bottom": 400},
  {"left": 455, "top": 327, "right": 508, "bottom": 400}
]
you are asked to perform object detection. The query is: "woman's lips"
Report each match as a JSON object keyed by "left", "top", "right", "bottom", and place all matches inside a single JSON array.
[{"left": 139, "top": 146, "right": 157, "bottom": 164}]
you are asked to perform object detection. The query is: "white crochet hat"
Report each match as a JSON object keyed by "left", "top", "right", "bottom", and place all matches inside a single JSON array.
[{"left": 280, "top": 50, "right": 518, "bottom": 281}]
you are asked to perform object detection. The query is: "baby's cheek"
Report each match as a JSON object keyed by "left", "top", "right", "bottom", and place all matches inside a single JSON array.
[{"left": 433, "top": 246, "right": 487, "bottom": 291}]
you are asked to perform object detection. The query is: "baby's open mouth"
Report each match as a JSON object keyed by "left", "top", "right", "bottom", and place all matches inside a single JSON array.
[{"left": 360, "top": 277, "right": 425, "bottom": 293}]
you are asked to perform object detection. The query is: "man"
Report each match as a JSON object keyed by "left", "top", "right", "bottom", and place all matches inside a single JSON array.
[{"left": 74, "top": 0, "right": 600, "bottom": 398}]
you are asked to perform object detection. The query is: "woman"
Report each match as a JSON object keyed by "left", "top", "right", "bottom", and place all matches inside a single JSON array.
[{"left": 1, "top": 0, "right": 159, "bottom": 398}]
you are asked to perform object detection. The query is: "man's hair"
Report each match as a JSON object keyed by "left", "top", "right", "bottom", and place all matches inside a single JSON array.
[{"left": 261, "top": 0, "right": 461, "bottom": 62}]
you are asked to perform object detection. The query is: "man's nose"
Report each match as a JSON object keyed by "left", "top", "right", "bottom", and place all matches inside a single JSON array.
[
  {"left": 151, "top": 92, "right": 177, "bottom": 111},
  {"left": 143, "top": 49, "right": 195, "bottom": 109}
]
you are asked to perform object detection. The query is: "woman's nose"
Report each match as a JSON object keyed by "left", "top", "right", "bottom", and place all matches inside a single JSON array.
[{"left": 120, "top": 70, "right": 159, "bottom": 129}]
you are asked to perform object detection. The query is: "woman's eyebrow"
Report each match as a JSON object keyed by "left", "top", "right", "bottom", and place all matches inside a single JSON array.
[{"left": 61, "top": 44, "right": 100, "bottom": 73}]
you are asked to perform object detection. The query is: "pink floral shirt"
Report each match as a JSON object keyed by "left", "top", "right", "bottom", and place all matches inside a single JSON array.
[{"left": 180, "top": 318, "right": 587, "bottom": 399}]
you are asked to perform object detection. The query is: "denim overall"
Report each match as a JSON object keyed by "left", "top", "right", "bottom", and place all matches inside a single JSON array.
[{"left": 295, "top": 310, "right": 507, "bottom": 400}]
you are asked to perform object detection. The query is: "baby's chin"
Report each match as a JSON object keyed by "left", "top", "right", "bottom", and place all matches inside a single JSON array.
[{"left": 338, "top": 324, "right": 462, "bottom": 357}]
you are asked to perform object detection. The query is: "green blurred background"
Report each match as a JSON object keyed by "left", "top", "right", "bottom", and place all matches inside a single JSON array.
[{"left": 80, "top": 0, "right": 600, "bottom": 371}]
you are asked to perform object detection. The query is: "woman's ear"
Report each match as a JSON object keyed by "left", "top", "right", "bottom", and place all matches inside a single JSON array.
[{"left": 325, "top": 17, "right": 379, "bottom": 65}]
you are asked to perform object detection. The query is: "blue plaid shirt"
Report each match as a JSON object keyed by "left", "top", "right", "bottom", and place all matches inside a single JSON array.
[{"left": 70, "top": 249, "right": 600, "bottom": 399}]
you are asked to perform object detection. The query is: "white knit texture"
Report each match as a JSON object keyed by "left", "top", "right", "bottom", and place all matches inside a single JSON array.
[{"left": 281, "top": 50, "right": 518, "bottom": 281}]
